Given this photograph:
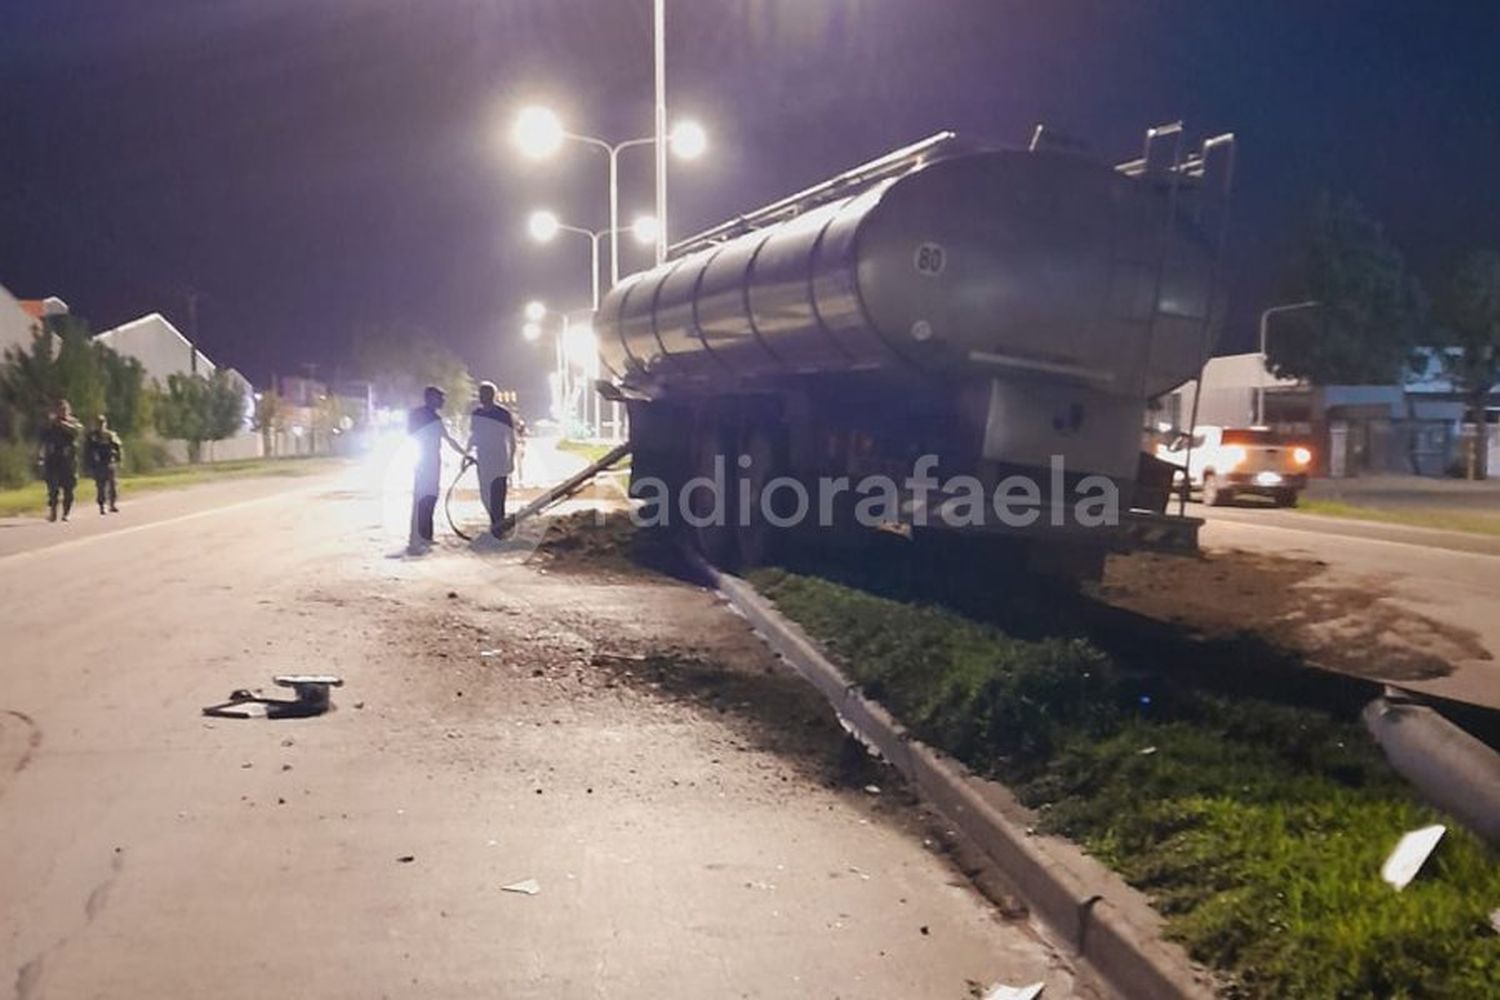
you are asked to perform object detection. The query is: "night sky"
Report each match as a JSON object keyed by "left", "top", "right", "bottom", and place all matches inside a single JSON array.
[{"left": 2, "top": 1, "right": 1497, "bottom": 411}]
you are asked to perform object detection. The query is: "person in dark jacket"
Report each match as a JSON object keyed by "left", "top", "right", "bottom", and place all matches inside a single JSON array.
[
  {"left": 38, "top": 400, "right": 83, "bottom": 522},
  {"left": 84, "top": 414, "right": 124, "bottom": 514},
  {"left": 407, "top": 385, "right": 466, "bottom": 549}
]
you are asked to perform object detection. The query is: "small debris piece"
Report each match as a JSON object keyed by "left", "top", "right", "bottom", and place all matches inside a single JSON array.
[
  {"left": 1488, "top": 908, "right": 1499, "bottom": 935},
  {"left": 480, "top": 650, "right": 502, "bottom": 658},
  {"left": 501, "top": 878, "right": 541, "bottom": 895},
  {"left": 847, "top": 866, "right": 871, "bottom": 880},
  {"left": 447, "top": 591, "right": 458, "bottom": 599},
  {"left": 863, "top": 784, "right": 881, "bottom": 795},
  {"left": 396, "top": 855, "right": 415, "bottom": 864},
  {"left": 353, "top": 701, "right": 366, "bottom": 710},
  {"left": 981, "top": 983, "right": 1044, "bottom": 1000},
  {"left": 1381, "top": 824, "right": 1445, "bottom": 891},
  {"left": 240, "top": 762, "right": 253, "bottom": 769},
  {"left": 919, "top": 925, "right": 930, "bottom": 936},
  {"left": 1138, "top": 746, "right": 1157, "bottom": 756}
]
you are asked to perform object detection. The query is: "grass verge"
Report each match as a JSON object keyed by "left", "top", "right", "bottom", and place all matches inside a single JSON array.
[
  {"left": 1296, "top": 498, "right": 1500, "bottom": 538},
  {"left": 750, "top": 567, "right": 1500, "bottom": 999},
  {"left": 555, "top": 438, "right": 627, "bottom": 467},
  {"left": 0, "top": 456, "right": 344, "bottom": 518}
]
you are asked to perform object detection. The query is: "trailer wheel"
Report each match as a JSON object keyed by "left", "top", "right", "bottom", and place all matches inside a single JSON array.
[
  {"left": 686, "top": 423, "right": 738, "bottom": 567},
  {"left": 736, "top": 423, "right": 788, "bottom": 568}
]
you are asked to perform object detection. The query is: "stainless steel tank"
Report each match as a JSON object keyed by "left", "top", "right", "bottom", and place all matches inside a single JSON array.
[{"left": 597, "top": 148, "right": 1217, "bottom": 400}]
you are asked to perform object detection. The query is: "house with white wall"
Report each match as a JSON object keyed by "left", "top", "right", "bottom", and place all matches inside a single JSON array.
[{"left": 95, "top": 313, "right": 261, "bottom": 461}]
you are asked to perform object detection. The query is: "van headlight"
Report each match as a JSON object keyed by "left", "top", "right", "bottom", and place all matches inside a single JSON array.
[{"left": 1293, "top": 446, "right": 1312, "bottom": 466}]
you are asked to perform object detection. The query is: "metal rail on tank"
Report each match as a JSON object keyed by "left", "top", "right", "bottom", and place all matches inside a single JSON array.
[{"left": 595, "top": 123, "right": 1236, "bottom": 576}]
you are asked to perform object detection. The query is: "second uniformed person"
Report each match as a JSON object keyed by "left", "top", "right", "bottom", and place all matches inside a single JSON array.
[{"left": 85, "top": 414, "right": 124, "bottom": 514}]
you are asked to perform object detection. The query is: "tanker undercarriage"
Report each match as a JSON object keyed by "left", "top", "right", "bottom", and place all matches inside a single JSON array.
[{"left": 623, "top": 369, "right": 1181, "bottom": 580}]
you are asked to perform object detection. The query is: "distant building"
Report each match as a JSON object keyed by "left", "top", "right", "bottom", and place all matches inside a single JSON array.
[
  {"left": 94, "top": 313, "right": 213, "bottom": 385},
  {"left": 1159, "top": 350, "right": 1498, "bottom": 478},
  {"left": 0, "top": 286, "right": 65, "bottom": 357},
  {"left": 95, "top": 312, "right": 261, "bottom": 462}
]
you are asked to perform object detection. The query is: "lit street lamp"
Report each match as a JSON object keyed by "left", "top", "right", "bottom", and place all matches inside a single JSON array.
[
  {"left": 1257, "top": 300, "right": 1321, "bottom": 426},
  {"left": 525, "top": 211, "right": 660, "bottom": 312},
  {"left": 528, "top": 210, "right": 601, "bottom": 311},
  {"left": 511, "top": 106, "right": 706, "bottom": 285}
]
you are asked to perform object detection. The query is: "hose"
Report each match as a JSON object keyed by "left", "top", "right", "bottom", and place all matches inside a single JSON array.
[{"left": 444, "top": 455, "right": 477, "bottom": 541}]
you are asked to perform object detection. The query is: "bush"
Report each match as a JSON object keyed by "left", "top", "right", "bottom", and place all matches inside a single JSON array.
[
  {"left": 0, "top": 441, "right": 37, "bottom": 490},
  {"left": 121, "top": 435, "right": 174, "bottom": 475}
]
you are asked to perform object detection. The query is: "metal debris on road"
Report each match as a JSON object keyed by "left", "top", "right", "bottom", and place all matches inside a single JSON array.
[
  {"left": 1381, "top": 824, "right": 1446, "bottom": 890},
  {"left": 501, "top": 878, "right": 541, "bottom": 895},
  {"left": 202, "top": 675, "right": 344, "bottom": 719},
  {"left": 981, "top": 982, "right": 1044, "bottom": 1000},
  {"left": 396, "top": 855, "right": 415, "bottom": 864}
]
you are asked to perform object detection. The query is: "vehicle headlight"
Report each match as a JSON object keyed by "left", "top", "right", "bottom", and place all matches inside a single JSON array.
[
  {"left": 1221, "top": 445, "right": 1247, "bottom": 469},
  {"left": 1293, "top": 446, "right": 1312, "bottom": 466}
]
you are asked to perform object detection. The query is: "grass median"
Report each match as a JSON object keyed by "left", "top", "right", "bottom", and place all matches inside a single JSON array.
[
  {"left": 1295, "top": 497, "right": 1500, "bottom": 538},
  {"left": 749, "top": 567, "right": 1500, "bottom": 998},
  {"left": 0, "top": 456, "right": 344, "bottom": 518}
]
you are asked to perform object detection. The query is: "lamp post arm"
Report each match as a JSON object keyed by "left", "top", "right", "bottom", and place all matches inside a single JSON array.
[{"left": 1256, "top": 300, "right": 1320, "bottom": 425}]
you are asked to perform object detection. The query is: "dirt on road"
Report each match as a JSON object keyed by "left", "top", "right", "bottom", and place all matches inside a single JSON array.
[
  {"left": 1098, "top": 546, "right": 1491, "bottom": 683},
  {"left": 0, "top": 484, "right": 1086, "bottom": 999}
]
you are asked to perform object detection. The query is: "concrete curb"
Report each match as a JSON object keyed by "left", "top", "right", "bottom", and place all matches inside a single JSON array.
[{"left": 703, "top": 562, "right": 1215, "bottom": 1000}]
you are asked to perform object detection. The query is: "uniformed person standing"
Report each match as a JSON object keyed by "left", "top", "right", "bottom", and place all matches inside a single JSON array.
[
  {"left": 466, "top": 381, "right": 517, "bottom": 537},
  {"left": 84, "top": 414, "right": 124, "bottom": 514},
  {"left": 38, "top": 400, "right": 83, "bottom": 522},
  {"left": 407, "top": 385, "right": 466, "bottom": 549}
]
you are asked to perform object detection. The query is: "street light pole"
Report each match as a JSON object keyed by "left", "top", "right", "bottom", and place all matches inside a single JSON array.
[
  {"left": 1257, "top": 300, "right": 1320, "bottom": 426},
  {"left": 654, "top": 0, "right": 668, "bottom": 266}
]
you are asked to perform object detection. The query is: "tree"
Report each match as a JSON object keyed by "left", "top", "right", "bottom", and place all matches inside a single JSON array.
[
  {"left": 0, "top": 315, "right": 148, "bottom": 441},
  {"left": 1268, "top": 194, "right": 1427, "bottom": 385},
  {"left": 252, "top": 391, "right": 287, "bottom": 455},
  {"left": 156, "top": 370, "right": 246, "bottom": 462},
  {"left": 1439, "top": 250, "right": 1500, "bottom": 479},
  {"left": 350, "top": 325, "right": 475, "bottom": 434}
]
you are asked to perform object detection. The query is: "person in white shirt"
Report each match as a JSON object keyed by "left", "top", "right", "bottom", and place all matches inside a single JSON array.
[
  {"left": 408, "top": 385, "right": 466, "bottom": 548},
  {"left": 466, "top": 381, "right": 517, "bottom": 537}
]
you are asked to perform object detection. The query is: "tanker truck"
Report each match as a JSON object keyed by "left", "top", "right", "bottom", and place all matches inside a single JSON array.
[{"left": 595, "top": 125, "right": 1234, "bottom": 576}]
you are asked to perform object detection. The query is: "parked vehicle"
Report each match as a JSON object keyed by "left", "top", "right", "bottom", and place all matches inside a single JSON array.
[{"left": 1156, "top": 425, "right": 1312, "bottom": 506}]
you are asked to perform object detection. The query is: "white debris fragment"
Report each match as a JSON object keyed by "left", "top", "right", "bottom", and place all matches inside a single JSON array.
[
  {"left": 1138, "top": 746, "right": 1158, "bottom": 756},
  {"left": 1488, "top": 908, "right": 1499, "bottom": 935},
  {"left": 847, "top": 866, "right": 871, "bottom": 880},
  {"left": 982, "top": 982, "right": 1044, "bottom": 1000},
  {"left": 1381, "top": 824, "right": 1446, "bottom": 891},
  {"left": 863, "top": 784, "right": 881, "bottom": 795},
  {"left": 501, "top": 878, "right": 541, "bottom": 896}
]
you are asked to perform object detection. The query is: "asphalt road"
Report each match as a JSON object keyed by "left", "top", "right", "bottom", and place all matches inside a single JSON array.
[
  {"left": 1195, "top": 502, "right": 1500, "bottom": 709},
  {"left": 0, "top": 456, "right": 1083, "bottom": 999}
]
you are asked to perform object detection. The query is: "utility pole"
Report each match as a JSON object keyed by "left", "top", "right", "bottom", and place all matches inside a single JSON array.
[
  {"left": 185, "top": 288, "right": 201, "bottom": 375},
  {"left": 653, "top": 0, "right": 667, "bottom": 265}
]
